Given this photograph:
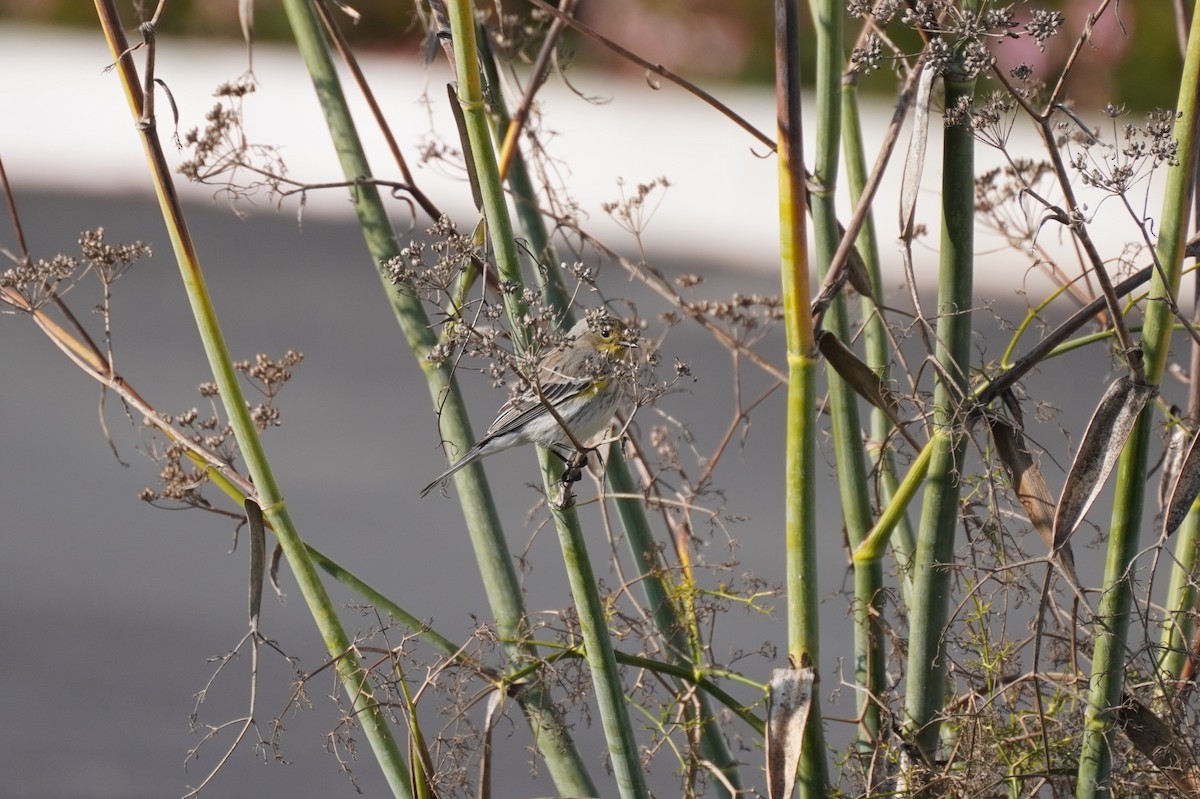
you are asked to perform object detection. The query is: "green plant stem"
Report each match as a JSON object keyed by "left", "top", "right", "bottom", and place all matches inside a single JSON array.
[
  {"left": 444, "top": 0, "right": 527, "bottom": 343},
  {"left": 1076, "top": 5, "right": 1200, "bottom": 795},
  {"left": 473, "top": 25, "right": 743, "bottom": 794},
  {"left": 843, "top": 79, "right": 917, "bottom": 603},
  {"left": 540, "top": 451, "right": 651, "bottom": 799},
  {"left": 904, "top": 74, "right": 976, "bottom": 759},
  {"left": 279, "top": 1, "right": 595, "bottom": 793},
  {"left": 92, "top": 3, "right": 412, "bottom": 795},
  {"left": 445, "top": 4, "right": 646, "bottom": 795},
  {"left": 605, "top": 456, "right": 743, "bottom": 791},
  {"left": 1075, "top": 416, "right": 1152, "bottom": 797},
  {"left": 1159, "top": 509, "right": 1200, "bottom": 680},
  {"left": 474, "top": 18, "right": 742, "bottom": 793},
  {"left": 778, "top": 0, "right": 827, "bottom": 790},
  {"left": 999, "top": 279, "right": 1081, "bottom": 367},
  {"left": 475, "top": 26, "right": 576, "bottom": 322},
  {"left": 853, "top": 439, "right": 934, "bottom": 564},
  {"left": 807, "top": 0, "right": 883, "bottom": 752}
]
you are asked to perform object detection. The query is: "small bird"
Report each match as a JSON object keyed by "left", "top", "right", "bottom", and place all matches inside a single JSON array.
[{"left": 421, "top": 314, "right": 636, "bottom": 497}]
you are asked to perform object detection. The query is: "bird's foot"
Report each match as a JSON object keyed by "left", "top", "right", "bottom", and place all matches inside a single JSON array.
[
  {"left": 550, "top": 449, "right": 594, "bottom": 510},
  {"left": 561, "top": 460, "right": 583, "bottom": 486},
  {"left": 560, "top": 448, "right": 596, "bottom": 486}
]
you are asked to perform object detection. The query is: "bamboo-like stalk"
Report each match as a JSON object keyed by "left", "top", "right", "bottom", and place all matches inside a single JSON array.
[
  {"left": 475, "top": 25, "right": 742, "bottom": 793},
  {"left": 903, "top": 74, "right": 976, "bottom": 759},
  {"left": 540, "top": 453, "right": 651, "bottom": 799},
  {"left": 1159, "top": 508, "right": 1200, "bottom": 681},
  {"left": 278, "top": 1, "right": 596, "bottom": 793},
  {"left": 1075, "top": 419, "right": 1152, "bottom": 795},
  {"left": 853, "top": 440, "right": 935, "bottom": 565},
  {"left": 776, "top": 0, "right": 828, "bottom": 794},
  {"left": 91, "top": 4, "right": 413, "bottom": 796},
  {"left": 1076, "top": 7, "right": 1200, "bottom": 795},
  {"left": 843, "top": 81, "right": 917, "bottom": 604},
  {"left": 1158, "top": 3, "right": 1200, "bottom": 692},
  {"left": 603, "top": 458, "right": 742, "bottom": 785},
  {"left": 441, "top": 3, "right": 528, "bottom": 338},
  {"left": 805, "top": 0, "right": 884, "bottom": 752},
  {"left": 474, "top": 24, "right": 576, "bottom": 322},
  {"left": 441, "top": 4, "right": 646, "bottom": 796}
]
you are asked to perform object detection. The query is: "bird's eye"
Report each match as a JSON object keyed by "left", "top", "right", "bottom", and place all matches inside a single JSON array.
[{"left": 600, "top": 325, "right": 613, "bottom": 339}]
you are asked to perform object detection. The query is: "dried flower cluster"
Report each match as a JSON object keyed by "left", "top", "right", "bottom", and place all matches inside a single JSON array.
[{"left": 1, "top": 228, "right": 150, "bottom": 311}]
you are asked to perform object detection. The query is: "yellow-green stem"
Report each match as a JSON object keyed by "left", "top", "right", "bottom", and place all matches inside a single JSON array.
[{"left": 93, "top": 3, "right": 411, "bottom": 795}]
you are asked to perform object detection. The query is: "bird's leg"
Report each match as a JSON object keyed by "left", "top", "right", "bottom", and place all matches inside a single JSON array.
[
  {"left": 558, "top": 445, "right": 604, "bottom": 486},
  {"left": 559, "top": 449, "right": 588, "bottom": 486},
  {"left": 550, "top": 446, "right": 606, "bottom": 510}
]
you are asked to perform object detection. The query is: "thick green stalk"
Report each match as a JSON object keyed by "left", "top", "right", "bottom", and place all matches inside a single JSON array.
[
  {"left": 806, "top": 0, "right": 883, "bottom": 751},
  {"left": 777, "top": 0, "right": 828, "bottom": 794},
  {"left": 540, "top": 452, "right": 650, "bottom": 799},
  {"left": 1156, "top": 7, "right": 1200, "bottom": 691},
  {"left": 1076, "top": 422, "right": 1152, "bottom": 797},
  {"left": 843, "top": 80, "right": 917, "bottom": 603},
  {"left": 443, "top": 1, "right": 527, "bottom": 341},
  {"left": 93, "top": 3, "right": 411, "bottom": 795},
  {"left": 1159, "top": 509, "right": 1200, "bottom": 679},
  {"left": 1077, "top": 6, "right": 1200, "bottom": 794},
  {"left": 903, "top": 75, "right": 976, "bottom": 759},
  {"left": 475, "top": 27, "right": 741, "bottom": 792},
  {"left": 444, "top": 4, "right": 644, "bottom": 795},
  {"left": 474, "top": 27, "right": 575, "bottom": 322},
  {"left": 784, "top": 353, "right": 825, "bottom": 793},
  {"left": 280, "top": 1, "right": 595, "bottom": 793},
  {"left": 605, "top": 457, "right": 742, "bottom": 792}
]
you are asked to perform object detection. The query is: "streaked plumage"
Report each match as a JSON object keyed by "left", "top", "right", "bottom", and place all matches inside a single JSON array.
[{"left": 421, "top": 315, "right": 634, "bottom": 496}]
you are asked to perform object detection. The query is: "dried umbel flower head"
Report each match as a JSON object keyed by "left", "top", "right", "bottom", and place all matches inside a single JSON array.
[{"left": 1, "top": 228, "right": 150, "bottom": 311}]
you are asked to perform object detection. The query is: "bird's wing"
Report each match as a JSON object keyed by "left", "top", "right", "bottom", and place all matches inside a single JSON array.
[{"left": 484, "top": 377, "right": 590, "bottom": 439}]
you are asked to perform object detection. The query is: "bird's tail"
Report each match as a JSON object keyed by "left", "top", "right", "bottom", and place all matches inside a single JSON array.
[{"left": 420, "top": 447, "right": 479, "bottom": 497}]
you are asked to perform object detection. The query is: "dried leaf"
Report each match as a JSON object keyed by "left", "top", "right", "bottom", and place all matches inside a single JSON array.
[
  {"left": 1053, "top": 377, "right": 1156, "bottom": 547},
  {"left": 1160, "top": 422, "right": 1188, "bottom": 512},
  {"left": 816, "top": 330, "right": 901, "bottom": 416},
  {"left": 477, "top": 690, "right": 503, "bottom": 799},
  {"left": 989, "top": 414, "right": 1056, "bottom": 550},
  {"left": 1117, "top": 694, "right": 1200, "bottom": 794},
  {"left": 899, "top": 64, "right": 934, "bottom": 241},
  {"left": 269, "top": 542, "right": 285, "bottom": 600},
  {"left": 244, "top": 498, "right": 265, "bottom": 635},
  {"left": 840, "top": 226, "right": 876, "bottom": 302},
  {"left": 766, "top": 664, "right": 815, "bottom": 799},
  {"left": 447, "top": 83, "right": 483, "bottom": 211},
  {"left": 988, "top": 409, "right": 1086, "bottom": 601},
  {"left": 1164, "top": 426, "right": 1200, "bottom": 537},
  {"left": 238, "top": 0, "right": 254, "bottom": 47},
  {"left": 810, "top": 223, "right": 876, "bottom": 314}
]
